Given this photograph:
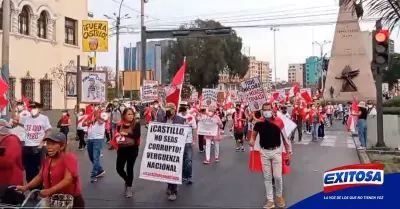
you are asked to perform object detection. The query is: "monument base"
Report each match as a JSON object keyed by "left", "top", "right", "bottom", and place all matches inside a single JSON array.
[{"left": 323, "top": 91, "right": 376, "bottom": 103}]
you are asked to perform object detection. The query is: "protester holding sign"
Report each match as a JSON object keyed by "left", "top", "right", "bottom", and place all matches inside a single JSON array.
[
  {"left": 203, "top": 107, "right": 223, "bottom": 164},
  {"left": 113, "top": 107, "right": 141, "bottom": 198},
  {"left": 160, "top": 103, "right": 186, "bottom": 201},
  {"left": 177, "top": 102, "right": 197, "bottom": 184}
]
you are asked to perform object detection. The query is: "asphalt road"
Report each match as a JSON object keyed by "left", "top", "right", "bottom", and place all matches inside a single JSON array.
[{"left": 67, "top": 120, "right": 360, "bottom": 208}]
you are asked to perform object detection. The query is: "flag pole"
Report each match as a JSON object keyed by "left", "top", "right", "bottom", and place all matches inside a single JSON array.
[{"left": 177, "top": 57, "right": 186, "bottom": 107}]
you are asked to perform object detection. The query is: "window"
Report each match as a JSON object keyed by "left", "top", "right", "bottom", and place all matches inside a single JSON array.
[
  {"left": 18, "top": 6, "right": 30, "bottom": 35},
  {"left": 37, "top": 11, "right": 47, "bottom": 39},
  {"left": 0, "top": 6, "right": 3, "bottom": 30},
  {"left": 65, "top": 17, "right": 77, "bottom": 45}
]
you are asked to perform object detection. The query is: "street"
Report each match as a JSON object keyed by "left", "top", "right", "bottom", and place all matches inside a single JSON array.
[{"left": 69, "top": 120, "right": 360, "bottom": 208}]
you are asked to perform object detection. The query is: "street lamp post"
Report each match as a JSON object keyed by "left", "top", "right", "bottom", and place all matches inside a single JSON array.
[
  {"left": 271, "top": 27, "right": 279, "bottom": 89},
  {"left": 104, "top": 0, "right": 131, "bottom": 99},
  {"left": 313, "top": 40, "right": 331, "bottom": 93},
  {"left": 140, "top": 0, "right": 148, "bottom": 87}
]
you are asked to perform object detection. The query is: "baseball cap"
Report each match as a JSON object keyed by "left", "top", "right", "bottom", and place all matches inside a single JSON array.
[
  {"left": 44, "top": 132, "right": 67, "bottom": 144},
  {"left": 164, "top": 103, "right": 176, "bottom": 110}
]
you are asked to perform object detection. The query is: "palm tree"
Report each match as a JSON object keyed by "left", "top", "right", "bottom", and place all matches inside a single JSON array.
[{"left": 343, "top": 0, "right": 400, "bottom": 30}]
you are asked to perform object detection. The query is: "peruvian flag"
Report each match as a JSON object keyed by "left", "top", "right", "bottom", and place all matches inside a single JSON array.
[
  {"left": 224, "top": 91, "right": 233, "bottom": 109},
  {"left": 347, "top": 100, "right": 359, "bottom": 132},
  {"left": 300, "top": 91, "right": 313, "bottom": 103},
  {"left": 288, "top": 83, "right": 300, "bottom": 98},
  {"left": 166, "top": 58, "right": 187, "bottom": 108}
]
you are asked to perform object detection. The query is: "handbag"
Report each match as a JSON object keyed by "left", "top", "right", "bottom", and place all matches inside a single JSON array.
[{"left": 57, "top": 119, "right": 62, "bottom": 128}]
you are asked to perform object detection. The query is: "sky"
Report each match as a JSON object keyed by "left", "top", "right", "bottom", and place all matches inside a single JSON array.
[{"left": 88, "top": 0, "right": 400, "bottom": 81}]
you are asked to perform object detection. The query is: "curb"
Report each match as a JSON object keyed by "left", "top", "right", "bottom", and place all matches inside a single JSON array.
[{"left": 352, "top": 135, "right": 371, "bottom": 164}]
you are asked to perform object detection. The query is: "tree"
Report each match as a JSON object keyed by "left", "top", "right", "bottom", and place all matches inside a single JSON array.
[
  {"left": 343, "top": 0, "right": 400, "bottom": 30},
  {"left": 382, "top": 53, "right": 400, "bottom": 88},
  {"left": 162, "top": 19, "right": 249, "bottom": 93}
]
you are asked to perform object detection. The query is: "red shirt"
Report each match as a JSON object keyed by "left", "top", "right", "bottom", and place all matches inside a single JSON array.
[
  {"left": 61, "top": 115, "right": 69, "bottom": 125},
  {"left": 42, "top": 153, "right": 82, "bottom": 196},
  {"left": 0, "top": 135, "right": 23, "bottom": 186}
]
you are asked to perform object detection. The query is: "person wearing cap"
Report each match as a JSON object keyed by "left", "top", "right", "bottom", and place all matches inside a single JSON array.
[
  {"left": 151, "top": 100, "right": 165, "bottom": 122},
  {"left": 177, "top": 101, "right": 197, "bottom": 184},
  {"left": 58, "top": 110, "right": 71, "bottom": 138},
  {"left": 84, "top": 111, "right": 108, "bottom": 183},
  {"left": 161, "top": 103, "right": 185, "bottom": 201},
  {"left": 19, "top": 102, "right": 52, "bottom": 191},
  {"left": 0, "top": 120, "right": 24, "bottom": 187},
  {"left": 353, "top": 101, "right": 368, "bottom": 149},
  {"left": 16, "top": 132, "right": 85, "bottom": 208}
]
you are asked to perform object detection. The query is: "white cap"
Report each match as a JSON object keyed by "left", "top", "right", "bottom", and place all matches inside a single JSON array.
[{"left": 100, "top": 112, "right": 109, "bottom": 120}]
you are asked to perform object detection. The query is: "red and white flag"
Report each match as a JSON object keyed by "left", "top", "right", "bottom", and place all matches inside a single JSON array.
[
  {"left": 347, "top": 100, "right": 359, "bottom": 132},
  {"left": 288, "top": 83, "right": 300, "bottom": 98},
  {"left": 224, "top": 91, "right": 233, "bottom": 110},
  {"left": 166, "top": 58, "right": 187, "bottom": 108},
  {"left": 0, "top": 77, "right": 9, "bottom": 111}
]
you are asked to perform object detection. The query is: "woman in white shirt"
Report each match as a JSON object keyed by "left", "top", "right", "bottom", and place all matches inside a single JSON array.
[
  {"left": 84, "top": 111, "right": 108, "bottom": 183},
  {"left": 19, "top": 102, "right": 52, "bottom": 192},
  {"left": 76, "top": 108, "right": 87, "bottom": 150}
]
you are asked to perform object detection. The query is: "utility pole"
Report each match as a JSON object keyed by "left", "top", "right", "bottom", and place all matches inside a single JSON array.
[
  {"left": 313, "top": 40, "right": 331, "bottom": 93},
  {"left": 1, "top": 0, "right": 10, "bottom": 119},
  {"left": 373, "top": 20, "right": 387, "bottom": 148},
  {"left": 104, "top": 0, "right": 131, "bottom": 99},
  {"left": 140, "top": 0, "right": 147, "bottom": 87},
  {"left": 271, "top": 27, "right": 279, "bottom": 89},
  {"left": 129, "top": 42, "right": 133, "bottom": 99}
]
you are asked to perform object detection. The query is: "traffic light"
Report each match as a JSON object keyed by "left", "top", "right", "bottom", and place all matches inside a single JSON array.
[{"left": 373, "top": 29, "right": 390, "bottom": 67}]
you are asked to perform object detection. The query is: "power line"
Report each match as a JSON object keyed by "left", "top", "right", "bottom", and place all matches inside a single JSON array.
[
  {"left": 109, "top": 0, "right": 160, "bottom": 20},
  {"left": 144, "top": 4, "right": 337, "bottom": 24},
  {"left": 143, "top": 18, "right": 379, "bottom": 30}
]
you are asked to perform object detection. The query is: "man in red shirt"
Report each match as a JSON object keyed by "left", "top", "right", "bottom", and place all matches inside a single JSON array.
[{"left": 0, "top": 120, "right": 24, "bottom": 187}]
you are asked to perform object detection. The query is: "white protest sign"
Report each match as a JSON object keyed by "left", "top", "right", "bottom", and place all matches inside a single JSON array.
[
  {"left": 277, "top": 111, "right": 297, "bottom": 137},
  {"left": 241, "top": 77, "right": 267, "bottom": 111},
  {"left": 139, "top": 122, "right": 190, "bottom": 184},
  {"left": 142, "top": 80, "right": 159, "bottom": 102},
  {"left": 197, "top": 116, "right": 219, "bottom": 136},
  {"left": 201, "top": 88, "right": 217, "bottom": 108}
]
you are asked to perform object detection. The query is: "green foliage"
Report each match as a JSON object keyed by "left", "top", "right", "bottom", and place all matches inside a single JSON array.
[
  {"left": 382, "top": 53, "right": 400, "bottom": 88},
  {"left": 108, "top": 88, "right": 115, "bottom": 100},
  {"left": 383, "top": 106, "right": 400, "bottom": 115},
  {"left": 123, "top": 90, "right": 140, "bottom": 100},
  {"left": 342, "top": 0, "right": 399, "bottom": 31},
  {"left": 383, "top": 97, "right": 400, "bottom": 107},
  {"left": 162, "top": 19, "right": 249, "bottom": 93}
]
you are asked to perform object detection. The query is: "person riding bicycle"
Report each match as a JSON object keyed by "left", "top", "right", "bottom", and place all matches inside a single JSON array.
[{"left": 16, "top": 132, "right": 85, "bottom": 208}]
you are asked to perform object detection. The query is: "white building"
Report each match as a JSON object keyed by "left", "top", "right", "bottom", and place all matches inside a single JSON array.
[
  {"left": 287, "top": 63, "right": 304, "bottom": 86},
  {"left": 0, "top": 0, "right": 88, "bottom": 109}
]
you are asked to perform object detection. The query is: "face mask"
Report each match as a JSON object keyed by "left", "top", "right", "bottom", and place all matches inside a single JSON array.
[
  {"left": 79, "top": 111, "right": 83, "bottom": 115},
  {"left": 17, "top": 105, "right": 24, "bottom": 111},
  {"left": 94, "top": 107, "right": 99, "bottom": 111},
  {"left": 30, "top": 108, "right": 39, "bottom": 116},
  {"left": 62, "top": 113, "right": 67, "bottom": 116},
  {"left": 154, "top": 105, "right": 159, "bottom": 109},
  {"left": 263, "top": 110, "right": 273, "bottom": 118},
  {"left": 368, "top": 105, "right": 373, "bottom": 108},
  {"left": 208, "top": 112, "right": 214, "bottom": 116},
  {"left": 166, "top": 110, "right": 173, "bottom": 117}
]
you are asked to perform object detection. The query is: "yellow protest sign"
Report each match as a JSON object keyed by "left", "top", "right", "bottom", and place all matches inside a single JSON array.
[{"left": 82, "top": 20, "right": 109, "bottom": 52}]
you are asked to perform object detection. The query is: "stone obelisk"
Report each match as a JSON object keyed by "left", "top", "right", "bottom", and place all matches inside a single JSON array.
[{"left": 323, "top": 0, "right": 376, "bottom": 102}]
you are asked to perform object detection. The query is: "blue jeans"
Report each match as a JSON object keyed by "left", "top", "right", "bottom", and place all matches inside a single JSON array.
[
  {"left": 87, "top": 139, "right": 104, "bottom": 177},
  {"left": 111, "top": 123, "right": 118, "bottom": 138},
  {"left": 357, "top": 119, "right": 367, "bottom": 147},
  {"left": 167, "top": 143, "right": 193, "bottom": 194},
  {"left": 311, "top": 123, "right": 318, "bottom": 140},
  {"left": 182, "top": 143, "right": 193, "bottom": 180}
]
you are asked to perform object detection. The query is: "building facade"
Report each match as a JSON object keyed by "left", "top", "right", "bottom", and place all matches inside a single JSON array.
[
  {"left": 0, "top": 0, "right": 88, "bottom": 109},
  {"left": 124, "top": 40, "right": 172, "bottom": 85},
  {"left": 287, "top": 63, "right": 305, "bottom": 87},
  {"left": 305, "top": 56, "right": 321, "bottom": 86},
  {"left": 245, "top": 56, "right": 272, "bottom": 84}
]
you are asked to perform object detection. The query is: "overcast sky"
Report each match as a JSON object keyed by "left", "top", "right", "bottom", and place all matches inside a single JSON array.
[{"left": 88, "top": 0, "right": 400, "bottom": 81}]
